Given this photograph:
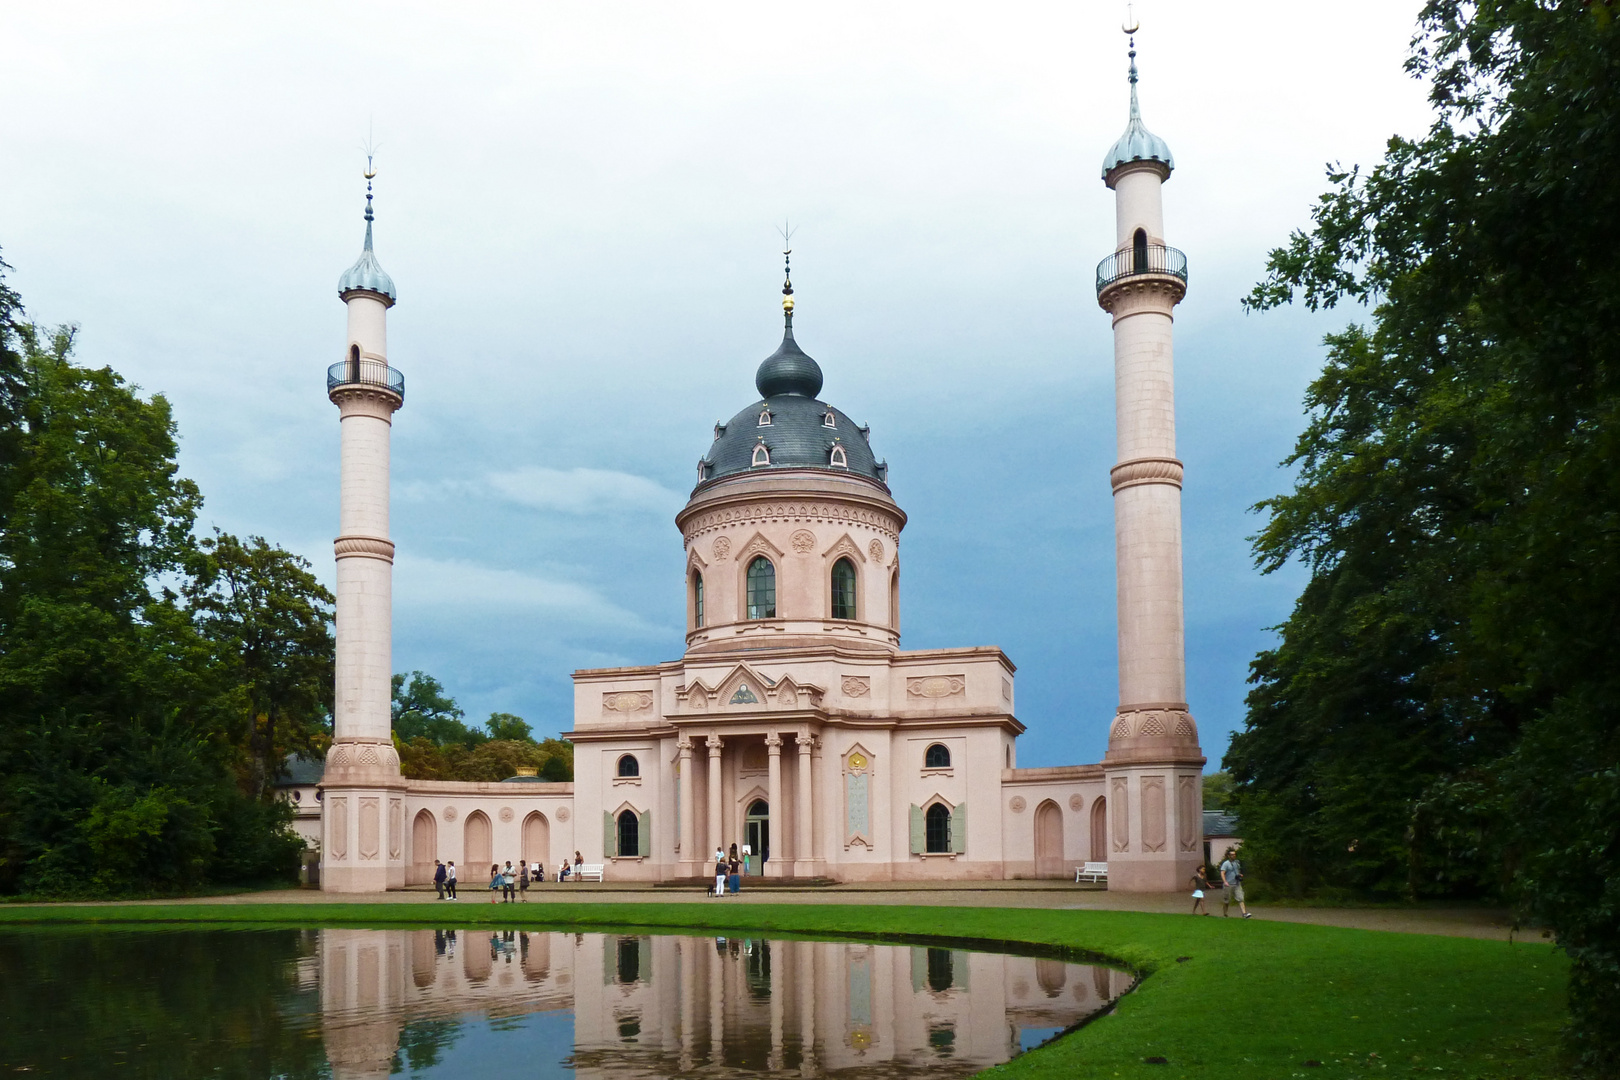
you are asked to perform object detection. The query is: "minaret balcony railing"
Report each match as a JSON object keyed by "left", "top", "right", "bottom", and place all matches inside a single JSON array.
[
  {"left": 327, "top": 358, "right": 405, "bottom": 401},
  {"left": 1095, "top": 244, "right": 1188, "bottom": 296}
]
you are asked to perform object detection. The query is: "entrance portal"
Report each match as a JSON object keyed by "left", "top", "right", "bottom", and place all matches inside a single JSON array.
[{"left": 745, "top": 799, "right": 769, "bottom": 872}]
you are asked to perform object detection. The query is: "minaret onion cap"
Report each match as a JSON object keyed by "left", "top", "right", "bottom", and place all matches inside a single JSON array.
[
  {"left": 1102, "top": 27, "right": 1174, "bottom": 182},
  {"left": 338, "top": 168, "right": 398, "bottom": 304}
]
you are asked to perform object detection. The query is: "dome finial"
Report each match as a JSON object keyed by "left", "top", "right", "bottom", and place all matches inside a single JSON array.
[
  {"left": 1124, "top": 8, "right": 1141, "bottom": 120},
  {"left": 778, "top": 219, "right": 798, "bottom": 327}
]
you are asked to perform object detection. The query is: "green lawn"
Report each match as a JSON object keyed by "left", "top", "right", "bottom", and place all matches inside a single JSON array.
[{"left": 0, "top": 902, "right": 1567, "bottom": 1079}]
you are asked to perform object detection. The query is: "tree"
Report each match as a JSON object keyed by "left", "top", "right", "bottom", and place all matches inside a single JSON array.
[
  {"left": 391, "top": 671, "right": 482, "bottom": 747},
  {"left": 187, "top": 531, "right": 335, "bottom": 799},
  {"left": 1233, "top": 1, "right": 1620, "bottom": 1066},
  {"left": 0, "top": 257, "right": 301, "bottom": 895},
  {"left": 485, "top": 712, "right": 532, "bottom": 742}
]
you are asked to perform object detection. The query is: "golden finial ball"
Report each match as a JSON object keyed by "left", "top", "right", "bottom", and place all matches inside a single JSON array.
[{"left": 783, "top": 296, "right": 795, "bottom": 312}]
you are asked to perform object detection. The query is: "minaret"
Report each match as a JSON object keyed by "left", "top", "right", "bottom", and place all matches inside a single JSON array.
[
  {"left": 321, "top": 161, "right": 407, "bottom": 893},
  {"left": 1096, "top": 23, "right": 1205, "bottom": 892}
]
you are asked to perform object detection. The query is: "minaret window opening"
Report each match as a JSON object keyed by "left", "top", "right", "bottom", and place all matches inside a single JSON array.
[
  {"left": 758, "top": 408, "right": 772, "bottom": 426},
  {"left": 829, "top": 442, "right": 848, "bottom": 468},
  {"left": 751, "top": 441, "right": 771, "bottom": 467},
  {"left": 1133, "top": 228, "right": 1149, "bottom": 273},
  {"left": 347, "top": 343, "right": 360, "bottom": 382},
  {"left": 823, "top": 410, "right": 836, "bottom": 428},
  {"left": 617, "top": 754, "right": 640, "bottom": 778},
  {"left": 831, "top": 557, "right": 857, "bottom": 620},
  {"left": 925, "top": 803, "right": 952, "bottom": 853},
  {"left": 890, "top": 569, "right": 900, "bottom": 630},
  {"left": 925, "top": 743, "right": 951, "bottom": 769},
  {"left": 693, "top": 572, "right": 705, "bottom": 628},
  {"left": 746, "top": 557, "right": 777, "bottom": 619}
]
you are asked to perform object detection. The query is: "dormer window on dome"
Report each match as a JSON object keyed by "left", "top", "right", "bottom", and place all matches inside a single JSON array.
[
  {"left": 697, "top": 459, "right": 712, "bottom": 482},
  {"left": 714, "top": 422, "right": 726, "bottom": 440},
  {"left": 829, "top": 442, "right": 848, "bottom": 468},
  {"left": 751, "top": 441, "right": 771, "bottom": 467},
  {"left": 822, "top": 410, "right": 836, "bottom": 428},
  {"left": 758, "top": 408, "right": 772, "bottom": 427}
]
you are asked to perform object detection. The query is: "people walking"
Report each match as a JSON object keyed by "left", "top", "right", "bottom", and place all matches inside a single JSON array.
[
  {"left": 489, "top": 864, "right": 502, "bottom": 904},
  {"left": 1189, "top": 864, "right": 1210, "bottom": 915},
  {"left": 433, "top": 859, "right": 447, "bottom": 900},
  {"left": 518, "top": 861, "right": 530, "bottom": 902},
  {"left": 446, "top": 861, "right": 458, "bottom": 899},
  {"left": 1219, "top": 848, "right": 1252, "bottom": 918}
]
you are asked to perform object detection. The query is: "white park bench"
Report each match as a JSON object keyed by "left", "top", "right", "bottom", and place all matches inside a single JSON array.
[
  {"left": 575, "top": 863, "right": 605, "bottom": 882},
  {"left": 1075, "top": 862, "right": 1108, "bottom": 884}
]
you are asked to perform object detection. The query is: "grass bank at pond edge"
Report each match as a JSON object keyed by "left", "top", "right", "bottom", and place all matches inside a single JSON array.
[{"left": 0, "top": 902, "right": 1567, "bottom": 1079}]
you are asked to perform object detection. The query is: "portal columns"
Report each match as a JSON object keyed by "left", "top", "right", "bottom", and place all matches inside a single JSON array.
[
  {"left": 706, "top": 735, "right": 725, "bottom": 862},
  {"left": 766, "top": 734, "right": 784, "bottom": 878},
  {"left": 794, "top": 734, "right": 816, "bottom": 877},
  {"left": 677, "top": 737, "right": 696, "bottom": 875}
]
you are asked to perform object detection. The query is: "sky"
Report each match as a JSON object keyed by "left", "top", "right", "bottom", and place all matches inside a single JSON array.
[{"left": 0, "top": 1, "right": 1435, "bottom": 769}]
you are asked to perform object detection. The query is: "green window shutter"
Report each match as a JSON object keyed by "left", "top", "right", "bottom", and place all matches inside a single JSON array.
[
  {"left": 604, "top": 811, "right": 616, "bottom": 858},
  {"left": 639, "top": 810, "right": 652, "bottom": 857},
  {"left": 951, "top": 802, "right": 967, "bottom": 854},
  {"left": 909, "top": 805, "right": 924, "bottom": 854}
]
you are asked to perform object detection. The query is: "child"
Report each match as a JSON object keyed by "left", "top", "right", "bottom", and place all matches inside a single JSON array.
[{"left": 1190, "top": 865, "right": 1211, "bottom": 915}]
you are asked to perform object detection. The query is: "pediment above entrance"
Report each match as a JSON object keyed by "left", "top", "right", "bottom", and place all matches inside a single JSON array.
[{"left": 673, "top": 660, "right": 824, "bottom": 714}]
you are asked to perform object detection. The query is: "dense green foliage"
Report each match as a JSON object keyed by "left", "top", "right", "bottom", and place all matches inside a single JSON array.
[
  {"left": 391, "top": 670, "right": 572, "bottom": 780},
  {"left": 0, "top": 258, "right": 311, "bottom": 895},
  {"left": 1228, "top": 1, "right": 1619, "bottom": 1068},
  {"left": 0, "top": 904, "right": 1570, "bottom": 1079}
]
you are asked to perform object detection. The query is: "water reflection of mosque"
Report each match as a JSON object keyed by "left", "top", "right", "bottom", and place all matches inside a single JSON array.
[{"left": 314, "top": 929, "right": 1124, "bottom": 1079}]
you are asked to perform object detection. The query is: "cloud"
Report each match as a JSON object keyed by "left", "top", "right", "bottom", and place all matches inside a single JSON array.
[
  {"left": 393, "top": 553, "right": 661, "bottom": 636},
  {"left": 485, "top": 467, "right": 683, "bottom": 516}
]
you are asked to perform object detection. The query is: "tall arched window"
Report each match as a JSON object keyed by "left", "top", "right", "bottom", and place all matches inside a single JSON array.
[
  {"left": 616, "top": 809, "right": 639, "bottom": 856},
  {"left": 924, "top": 743, "right": 951, "bottom": 769},
  {"left": 1133, "top": 227, "right": 1149, "bottom": 272},
  {"left": 617, "top": 754, "right": 639, "bottom": 778},
  {"left": 925, "top": 803, "right": 952, "bottom": 853},
  {"left": 746, "top": 557, "right": 776, "bottom": 619},
  {"left": 692, "top": 571, "right": 705, "bottom": 628},
  {"left": 831, "top": 558, "right": 857, "bottom": 620},
  {"left": 346, "top": 343, "right": 360, "bottom": 381}
]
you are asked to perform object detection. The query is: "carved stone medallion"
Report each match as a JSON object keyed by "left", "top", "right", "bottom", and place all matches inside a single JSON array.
[
  {"left": 790, "top": 529, "right": 816, "bottom": 554},
  {"left": 841, "top": 675, "right": 871, "bottom": 697},
  {"left": 1009, "top": 796, "right": 1027, "bottom": 813},
  {"left": 712, "top": 536, "right": 731, "bottom": 560},
  {"left": 868, "top": 539, "right": 884, "bottom": 562},
  {"left": 442, "top": 806, "right": 458, "bottom": 822},
  {"left": 906, "top": 675, "right": 966, "bottom": 699},
  {"left": 1068, "top": 794, "right": 1084, "bottom": 812},
  {"left": 556, "top": 806, "right": 570, "bottom": 822},
  {"left": 499, "top": 807, "right": 514, "bottom": 823},
  {"left": 603, "top": 691, "right": 654, "bottom": 714}
]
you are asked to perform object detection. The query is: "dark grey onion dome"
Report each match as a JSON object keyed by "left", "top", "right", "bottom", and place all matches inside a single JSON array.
[
  {"left": 755, "top": 321, "right": 823, "bottom": 398},
  {"left": 697, "top": 318, "right": 888, "bottom": 489}
]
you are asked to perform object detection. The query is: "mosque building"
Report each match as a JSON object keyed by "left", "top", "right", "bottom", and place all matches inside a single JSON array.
[{"left": 310, "top": 31, "right": 1206, "bottom": 893}]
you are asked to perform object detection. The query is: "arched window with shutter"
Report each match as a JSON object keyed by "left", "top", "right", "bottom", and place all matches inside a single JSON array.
[
  {"left": 746, "top": 557, "right": 776, "bottom": 619},
  {"left": 831, "top": 557, "right": 857, "bottom": 620}
]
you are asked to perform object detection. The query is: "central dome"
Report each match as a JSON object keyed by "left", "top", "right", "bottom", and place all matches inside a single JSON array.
[{"left": 697, "top": 316, "right": 887, "bottom": 490}]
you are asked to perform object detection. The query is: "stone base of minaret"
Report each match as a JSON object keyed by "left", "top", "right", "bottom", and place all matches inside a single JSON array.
[
  {"left": 319, "top": 740, "right": 407, "bottom": 893},
  {"left": 1101, "top": 706, "right": 1205, "bottom": 892}
]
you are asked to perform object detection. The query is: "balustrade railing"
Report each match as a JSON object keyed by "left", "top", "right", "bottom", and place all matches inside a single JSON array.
[
  {"left": 1095, "top": 244, "right": 1188, "bottom": 295},
  {"left": 327, "top": 357, "right": 405, "bottom": 400}
]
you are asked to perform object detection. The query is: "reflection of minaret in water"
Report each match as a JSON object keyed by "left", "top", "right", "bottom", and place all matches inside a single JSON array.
[
  {"left": 321, "top": 159, "right": 407, "bottom": 893},
  {"left": 1096, "top": 21, "right": 1206, "bottom": 891}
]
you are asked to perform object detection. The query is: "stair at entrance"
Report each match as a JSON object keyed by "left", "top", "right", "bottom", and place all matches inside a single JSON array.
[{"left": 653, "top": 876, "right": 837, "bottom": 889}]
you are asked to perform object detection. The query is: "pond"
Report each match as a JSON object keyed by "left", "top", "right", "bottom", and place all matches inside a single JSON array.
[{"left": 0, "top": 927, "right": 1127, "bottom": 1078}]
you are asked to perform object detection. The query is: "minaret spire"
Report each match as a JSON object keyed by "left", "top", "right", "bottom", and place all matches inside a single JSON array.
[
  {"left": 778, "top": 220, "right": 797, "bottom": 333},
  {"left": 1126, "top": 14, "right": 1142, "bottom": 120}
]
